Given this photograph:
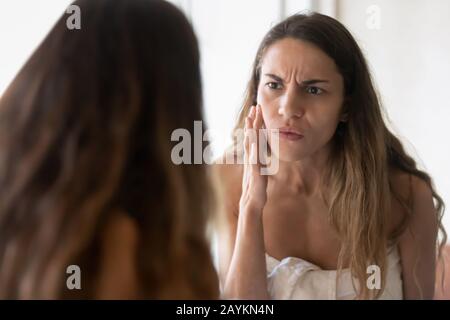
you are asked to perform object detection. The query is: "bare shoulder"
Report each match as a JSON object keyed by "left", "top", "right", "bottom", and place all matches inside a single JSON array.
[
  {"left": 389, "top": 168, "right": 410, "bottom": 197},
  {"left": 96, "top": 211, "right": 140, "bottom": 299},
  {"left": 213, "top": 151, "right": 243, "bottom": 184},
  {"left": 388, "top": 167, "right": 437, "bottom": 237},
  {"left": 101, "top": 211, "right": 139, "bottom": 244},
  {"left": 212, "top": 152, "right": 244, "bottom": 217},
  {"left": 408, "top": 173, "right": 437, "bottom": 230},
  {"left": 212, "top": 153, "right": 244, "bottom": 286},
  {"left": 389, "top": 169, "right": 438, "bottom": 299}
]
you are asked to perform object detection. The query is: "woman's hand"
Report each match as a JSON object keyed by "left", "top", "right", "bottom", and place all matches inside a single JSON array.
[
  {"left": 222, "top": 104, "right": 271, "bottom": 300},
  {"left": 239, "top": 104, "right": 268, "bottom": 214}
]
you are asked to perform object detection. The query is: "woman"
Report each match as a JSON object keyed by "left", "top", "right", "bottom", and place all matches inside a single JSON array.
[
  {"left": 0, "top": 0, "right": 219, "bottom": 299},
  {"left": 217, "top": 13, "right": 446, "bottom": 299}
]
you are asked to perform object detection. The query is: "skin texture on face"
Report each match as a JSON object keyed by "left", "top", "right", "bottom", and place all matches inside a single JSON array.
[{"left": 257, "top": 38, "right": 346, "bottom": 163}]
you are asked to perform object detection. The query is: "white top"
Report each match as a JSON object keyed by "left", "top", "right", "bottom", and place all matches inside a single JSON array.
[{"left": 266, "top": 246, "right": 403, "bottom": 300}]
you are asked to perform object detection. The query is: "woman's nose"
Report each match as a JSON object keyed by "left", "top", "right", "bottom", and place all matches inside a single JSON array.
[{"left": 278, "top": 90, "right": 305, "bottom": 119}]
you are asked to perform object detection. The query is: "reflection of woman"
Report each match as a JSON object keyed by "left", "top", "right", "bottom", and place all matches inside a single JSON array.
[
  {"left": 0, "top": 0, "right": 218, "bottom": 299},
  {"left": 217, "top": 13, "right": 446, "bottom": 299}
]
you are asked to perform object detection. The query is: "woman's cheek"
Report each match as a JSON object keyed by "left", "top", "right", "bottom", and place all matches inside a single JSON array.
[
  {"left": 261, "top": 106, "right": 278, "bottom": 130},
  {"left": 257, "top": 89, "right": 273, "bottom": 109},
  {"left": 258, "top": 88, "right": 280, "bottom": 128},
  {"left": 257, "top": 85, "right": 274, "bottom": 103}
]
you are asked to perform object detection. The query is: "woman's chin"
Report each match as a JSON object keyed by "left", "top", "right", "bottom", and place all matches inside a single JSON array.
[{"left": 271, "top": 146, "right": 307, "bottom": 162}]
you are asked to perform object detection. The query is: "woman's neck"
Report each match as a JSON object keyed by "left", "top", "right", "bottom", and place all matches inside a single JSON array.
[{"left": 269, "top": 145, "right": 331, "bottom": 197}]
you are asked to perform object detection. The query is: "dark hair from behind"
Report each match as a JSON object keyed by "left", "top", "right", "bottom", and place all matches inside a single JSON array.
[{"left": 0, "top": 0, "right": 219, "bottom": 299}]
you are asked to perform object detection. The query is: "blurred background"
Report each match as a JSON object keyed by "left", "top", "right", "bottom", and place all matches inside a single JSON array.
[{"left": 1, "top": 1, "right": 449, "bottom": 239}]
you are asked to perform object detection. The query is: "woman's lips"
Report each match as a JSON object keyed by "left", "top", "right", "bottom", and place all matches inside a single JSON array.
[
  {"left": 279, "top": 131, "right": 304, "bottom": 141},
  {"left": 278, "top": 128, "right": 304, "bottom": 141}
]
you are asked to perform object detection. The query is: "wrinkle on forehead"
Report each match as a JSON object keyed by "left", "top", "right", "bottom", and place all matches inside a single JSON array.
[{"left": 260, "top": 38, "right": 342, "bottom": 85}]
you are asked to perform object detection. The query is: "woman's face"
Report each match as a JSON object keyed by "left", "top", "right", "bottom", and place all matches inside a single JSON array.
[{"left": 257, "top": 38, "right": 345, "bottom": 162}]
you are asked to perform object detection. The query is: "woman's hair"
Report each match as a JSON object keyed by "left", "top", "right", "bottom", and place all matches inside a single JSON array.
[
  {"left": 232, "top": 12, "right": 446, "bottom": 299},
  {"left": 0, "top": 0, "right": 218, "bottom": 299}
]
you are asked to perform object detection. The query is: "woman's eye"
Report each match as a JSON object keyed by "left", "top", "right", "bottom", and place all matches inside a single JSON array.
[
  {"left": 305, "top": 86, "right": 323, "bottom": 95},
  {"left": 266, "top": 82, "right": 282, "bottom": 90}
]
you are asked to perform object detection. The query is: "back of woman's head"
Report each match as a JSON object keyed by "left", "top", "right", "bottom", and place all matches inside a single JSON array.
[{"left": 0, "top": 0, "right": 218, "bottom": 299}]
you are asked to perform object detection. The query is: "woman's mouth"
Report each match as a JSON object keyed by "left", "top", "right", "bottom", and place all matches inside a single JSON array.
[{"left": 278, "top": 127, "right": 304, "bottom": 141}]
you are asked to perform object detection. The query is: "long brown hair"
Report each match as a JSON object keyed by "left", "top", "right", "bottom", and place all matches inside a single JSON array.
[
  {"left": 0, "top": 0, "right": 218, "bottom": 299},
  {"left": 232, "top": 12, "right": 446, "bottom": 299}
]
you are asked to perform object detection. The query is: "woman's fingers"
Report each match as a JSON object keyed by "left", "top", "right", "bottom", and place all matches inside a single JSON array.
[
  {"left": 249, "top": 105, "right": 256, "bottom": 122},
  {"left": 254, "top": 104, "right": 263, "bottom": 130},
  {"left": 243, "top": 106, "right": 255, "bottom": 191},
  {"left": 240, "top": 105, "right": 269, "bottom": 213},
  {"left": 244, "top": 105, "right": 268, "bottom": 167},
  {"left": 244, "top": 106, "right": 253, "bottom": 158},
  {"left": 245, "top": 105, "right": 256, "bottom": 155},
  {"left": 253, "top": 105, "right": 264, "bottom": 165},
  {"left": 244, "top": 117, "right": 250, "bottom": 152},
  {"left": 250, "top": 142, "right": 259, "bottom": 174},
  {"left": 256, "top": 105, "right": 270, "bottom": 166}
]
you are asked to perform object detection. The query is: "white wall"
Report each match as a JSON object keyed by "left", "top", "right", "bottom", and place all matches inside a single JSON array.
[
  {"left": 0, "top": 0, "right": 73, "bottom": 97},
  {"left": 1, "top": 0, "right": 448, "bottom": 237},
  {"left": 169, "top": 0, "right": 299, "bottom": 157},
  {"left": 172, "top": 0, "right": 450, "bottom": 238},
  {"left": 337, "top": 0, "right": 450, "bottom": 240}
]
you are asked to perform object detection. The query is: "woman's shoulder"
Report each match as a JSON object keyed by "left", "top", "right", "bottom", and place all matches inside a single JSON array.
[
  {"left": 388, "top": 167, "right": 435, "bottom": 236},
  {"left": 388, "top": 168, "right": 439, "bottom": 299},
  {"left": 389, "top": 167, "right": 411, "bottom": 201},
  {"left": 96, "top": 211, "right": 140, "bottom": 298},
  {"left": 213, "top": 150, "right": 243, "bottom": 185},
  {"left": 212, "top": 151, "right": 244, "bottom": 216},
  {"left": 389, "top": 167, "right": 433, "bottom": 203}
]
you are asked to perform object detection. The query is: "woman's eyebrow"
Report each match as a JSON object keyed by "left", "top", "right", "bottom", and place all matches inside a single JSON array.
[
  {"left": 301, "top": 79, "right": 329, "bottom": 85},
  {"left": 264, "top": 73, "right": 284, "bottom": 82},
  {"left": 263, "top": 73, "right": 329, "bottom": 85}
]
